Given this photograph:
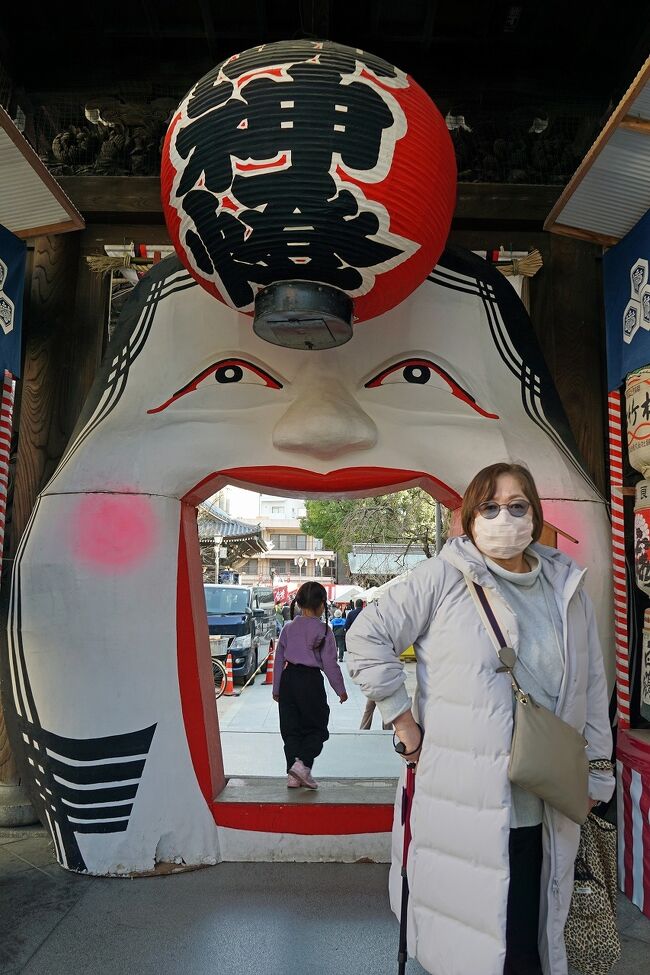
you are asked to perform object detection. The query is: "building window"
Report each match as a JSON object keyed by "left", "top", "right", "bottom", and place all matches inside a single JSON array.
[
  {"left": 269, "top": 559, "right": 293, "bottom": 575},
  {"left": 269, "top": 533, "right": 308, "bottom": 550},
  {"left": 271, "top": 506, "right": 283, "bottom": 515},
  {"left": 314, "top": 537, "right": 324, "bottom": 551},
  {"left": 240, "top": 559, "right": 258, "bottom": 574}
]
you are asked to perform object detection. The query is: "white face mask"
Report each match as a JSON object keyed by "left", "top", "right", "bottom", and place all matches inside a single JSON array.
[{"left": 473, "top": 509, "right": 533, "bottom": 559}]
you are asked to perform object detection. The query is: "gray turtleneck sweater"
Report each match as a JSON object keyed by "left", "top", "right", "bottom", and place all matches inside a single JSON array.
[{"left": 486, "top": 553, "right": 565, "bottom": 828}]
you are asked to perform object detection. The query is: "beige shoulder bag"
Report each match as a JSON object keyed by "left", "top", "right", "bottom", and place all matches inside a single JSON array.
[{"left": 466, "top": 575, "right": 589, "bottom": 825}]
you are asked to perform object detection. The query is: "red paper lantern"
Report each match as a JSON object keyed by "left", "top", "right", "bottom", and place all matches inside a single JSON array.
[{"left": 161, "top": 39, "right": 456, "bottom": 325}]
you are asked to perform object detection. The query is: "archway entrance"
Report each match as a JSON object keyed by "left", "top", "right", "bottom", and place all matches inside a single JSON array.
[
  {"left": 181, "top": 479, "right": 451, "bottom": 856},
  {"left": 2, "top": 247, "right": 612, "bottom": 875}
]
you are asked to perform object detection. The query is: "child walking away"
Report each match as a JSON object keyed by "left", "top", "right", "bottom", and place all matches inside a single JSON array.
[
  {"left": 331, "top": 608, "right": 347, "bottom": 662},
  {"left": 273, "top": 582, "right": 348, "bottom": 789}
]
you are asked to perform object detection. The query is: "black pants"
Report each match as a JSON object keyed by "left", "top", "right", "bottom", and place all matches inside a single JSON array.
[
  {"left": 504, "top": 824, "right": 543, "bottom": 975},
  {"left": 334, "top": 631, "right": 346, "bottom": 661},
  {"left": 278, "top": 664, "right": 330, "bottom": 773}
]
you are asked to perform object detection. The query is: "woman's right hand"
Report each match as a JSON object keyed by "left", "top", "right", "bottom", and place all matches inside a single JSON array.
[{"left": 392, "top": 709, "right": 423, "bottom": 764}]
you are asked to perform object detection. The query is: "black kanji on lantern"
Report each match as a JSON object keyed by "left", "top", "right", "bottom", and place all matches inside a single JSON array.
[{"left": 170, "top": 42, "right": 412, "bottom": 309}]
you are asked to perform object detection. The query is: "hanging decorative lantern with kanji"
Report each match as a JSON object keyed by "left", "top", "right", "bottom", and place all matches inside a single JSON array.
[{"left": 161, "top": 39, "right": 456, "bottom": 349}]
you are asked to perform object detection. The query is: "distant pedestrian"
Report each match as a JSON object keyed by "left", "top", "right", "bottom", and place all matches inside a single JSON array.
[
  {"left": 331, "top": 608, "right": 347, "bottom": 662},
  {"left": 273, "top": 581, "right": 348, "bottom": 789},
  {"left": 281, "top": 602, "right": 291, "bottom": 623},
  {"left": 359, "top": 698, "right": 391, "bottom": 731},
  {"left": 344, "top": 598, "right": 364, "bottom": 631},
  {"left": 274, "top": 603, "right": 284, "bottom": 637}
]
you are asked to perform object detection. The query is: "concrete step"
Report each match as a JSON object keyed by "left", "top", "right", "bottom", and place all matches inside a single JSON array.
[
  {"left": 213, "top": 776, "right": 398, "bottom": 862},
  {"left": 216, "top": 775, "right": 398, "bottom": 804}
]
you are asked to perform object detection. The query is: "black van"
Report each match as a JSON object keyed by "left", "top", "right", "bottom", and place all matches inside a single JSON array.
[{"left": 204, "top": 584, "right": 266, "bottom": 684}]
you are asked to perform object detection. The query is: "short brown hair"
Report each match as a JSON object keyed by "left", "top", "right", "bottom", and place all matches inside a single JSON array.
[{"left": 461, "top": 463, "right": 544, "bottom": 544}]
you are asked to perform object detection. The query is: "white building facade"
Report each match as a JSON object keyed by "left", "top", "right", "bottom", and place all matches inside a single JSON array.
[{"left": 233, "top": 497, "right": 335, "bottom": 587}]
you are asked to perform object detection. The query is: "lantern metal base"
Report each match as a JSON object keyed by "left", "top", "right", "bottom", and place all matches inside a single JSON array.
[{"left": 253, "top": 281, "right": 353, "bottom": 350}]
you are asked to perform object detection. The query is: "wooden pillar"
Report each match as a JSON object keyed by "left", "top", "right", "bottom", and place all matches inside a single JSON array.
[
  {"left": 0, "top": 233, "right": 107, "bottom": 789},
  {"left": 528, "top": 235, "right": 606, "bottom": 496},
  {"left": 11, "top": 234, "right": 79, "bottom": 545}
]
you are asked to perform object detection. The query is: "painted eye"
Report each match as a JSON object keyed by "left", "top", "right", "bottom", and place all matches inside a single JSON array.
[
  {"left": 208, "top": 359, "right": 282, "bottom": 388},
  {"left": 148, "top": 358, "right": 282, "bottom": 414},
  {"left": 366, "top": 359, "right": 437, "bottom": 388},
  {"left": 402, "top": 364, "right": 431, "bottom": 385},
  {"left": 365, "top": 358, "right": 499, "bottom": 420},
  {"left": 215, "top": 364, "right": 244, "bottom": 384}
]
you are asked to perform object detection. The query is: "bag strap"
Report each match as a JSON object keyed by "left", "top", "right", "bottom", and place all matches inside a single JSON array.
[
  {"left": 464, "top": 575, "right": 507, "bottom": 652},
  {"left": 474, "top": 580, "right": 508, "bottom": 649},
  {"left": 464, "top": 575, "right": 528, "bottom": 701}
]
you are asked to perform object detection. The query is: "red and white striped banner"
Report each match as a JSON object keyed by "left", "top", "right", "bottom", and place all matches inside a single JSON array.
[
  {"left": 609, "top": 389, "right": 631, "bottom": 728},
  {"left": 0, "top": 369, "right": 14, "bottom": 585},
  {"left": 617, "top": 731, "right": 650, "bottom": 917}
]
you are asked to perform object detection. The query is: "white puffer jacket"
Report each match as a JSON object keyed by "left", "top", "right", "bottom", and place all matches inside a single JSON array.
[{"left": 346, "top": 537, "right": 614, "bottom": 975}]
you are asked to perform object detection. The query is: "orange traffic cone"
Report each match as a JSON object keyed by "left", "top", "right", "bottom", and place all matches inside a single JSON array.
[
  {"left": 223, "top": 651, "right": 236, "bottom": 696},
  {"left": 264, "top": 640, "right": 275, "bottom": 686}
]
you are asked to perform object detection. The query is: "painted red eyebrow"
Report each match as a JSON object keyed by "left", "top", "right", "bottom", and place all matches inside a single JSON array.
[
  {"left": 147, "top": 358, "right": 283, "bottom": 415},
  {"left": 365, "top": 358, "right": 499, "bottom": 420}
]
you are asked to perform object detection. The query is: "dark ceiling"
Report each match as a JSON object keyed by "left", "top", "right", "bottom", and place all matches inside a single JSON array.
[
  {"left": 2, "top": 0, "right": 649, "bottom": 105},
  {"left": 1, "top": 1, "right": 648, "bottom": 187}
]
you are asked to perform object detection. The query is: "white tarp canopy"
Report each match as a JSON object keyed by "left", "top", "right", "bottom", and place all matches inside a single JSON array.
[
  {"left": 331, "top": 584, "right": 366, "bottom": 603},
  {"left": 364, "top": 570, "right": 412, "bottom": 602}
]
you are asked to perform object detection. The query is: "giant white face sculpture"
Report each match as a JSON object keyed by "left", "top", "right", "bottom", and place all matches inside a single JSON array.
[{"left": 2, "top": 245, "right": 612, "bottom": 875}]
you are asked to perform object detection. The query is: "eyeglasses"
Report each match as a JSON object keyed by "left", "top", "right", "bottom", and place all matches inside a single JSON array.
[{"left": 476, "top": 500, "right": 530, "bottom": 520}]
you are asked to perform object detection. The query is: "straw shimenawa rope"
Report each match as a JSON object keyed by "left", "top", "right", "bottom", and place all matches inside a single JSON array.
[
  {"left": 87, "top": 248, "right": 543, "bottom": 281},
  {"left": 85, "top": 255, "right": 154, "bottom": 275},
  {"left": 495, "top": 248, "right": 543, "bottom": 278}
]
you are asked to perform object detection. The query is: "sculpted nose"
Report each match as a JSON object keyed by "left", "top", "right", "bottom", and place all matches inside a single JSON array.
[{"left": 273, "top": 379, "right": 377, "bottom": 459}]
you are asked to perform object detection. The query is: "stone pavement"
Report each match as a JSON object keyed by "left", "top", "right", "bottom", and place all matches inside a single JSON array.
[
  {"left": 1, "top": 825, "right": 649, "bottom": 975},
  {"left": 217, "top": 656, "right": 414, "bottom": 778},
  {"left": 3, "top": 658, "right": 649, "bottom": 974}
]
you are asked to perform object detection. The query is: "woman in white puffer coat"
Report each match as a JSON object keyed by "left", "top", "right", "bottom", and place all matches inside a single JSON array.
[{"left": 346, "top": 463, "right": 614, "bottom": 975}]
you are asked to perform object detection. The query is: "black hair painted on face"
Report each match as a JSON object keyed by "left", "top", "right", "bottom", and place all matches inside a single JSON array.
[{"left": 291, "top": 581, "right": 330, "bottom": 652}]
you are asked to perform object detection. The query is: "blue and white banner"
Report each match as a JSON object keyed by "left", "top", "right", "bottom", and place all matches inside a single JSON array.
[
  {"left": 604, "top": 208, "right": 650, "bottom": 391},
  {"left": 0, "top": 224, "right": 25, "bottom": 378}
]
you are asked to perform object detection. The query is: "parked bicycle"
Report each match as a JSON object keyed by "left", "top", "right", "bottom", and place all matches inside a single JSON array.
[{"left": 212, "top": 658, "right": 228, "bottom": 699}]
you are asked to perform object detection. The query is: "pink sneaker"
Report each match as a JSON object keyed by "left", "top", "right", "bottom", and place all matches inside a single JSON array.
[
  {"left": 289, "top": 759, "right": 319, "bottom": 790},
  {"left": 287, "top": 772, "right": 301, "bottom": 788}
]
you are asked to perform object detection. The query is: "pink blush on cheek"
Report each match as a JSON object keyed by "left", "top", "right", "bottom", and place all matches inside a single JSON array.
[{"left": 71, "top": 494, "right": 157, "bottom": 571}]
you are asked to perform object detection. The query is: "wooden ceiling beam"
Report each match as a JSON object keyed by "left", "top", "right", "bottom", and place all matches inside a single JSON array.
[
  {"left": 546, "top": 221, "right": 620, "bottom": 248},
  {"left": 421, "top": 1, "right": 438, "bottom": 50},
  {"left": 619, "top": 113, "right": 650, "bottom": 135},
  {"left": 197, "top": 0, "right": 218, "bottom": 61},
  {"left": 256, "top": 0, "right": 268, "bottom": 39},
  {"left": 301, "top": 0, "right": 331, "bottom": 39},
  {"left": 140, "top": 0, "right": 161, "bottom": 37},
  {"left": 58, "top": 175, "right": 562, "bottom": 229}
]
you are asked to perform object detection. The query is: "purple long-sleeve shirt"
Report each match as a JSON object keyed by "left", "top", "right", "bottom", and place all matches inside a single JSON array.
[{"left": 273, "top": 617, "right": 346, "bottom": 697}]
